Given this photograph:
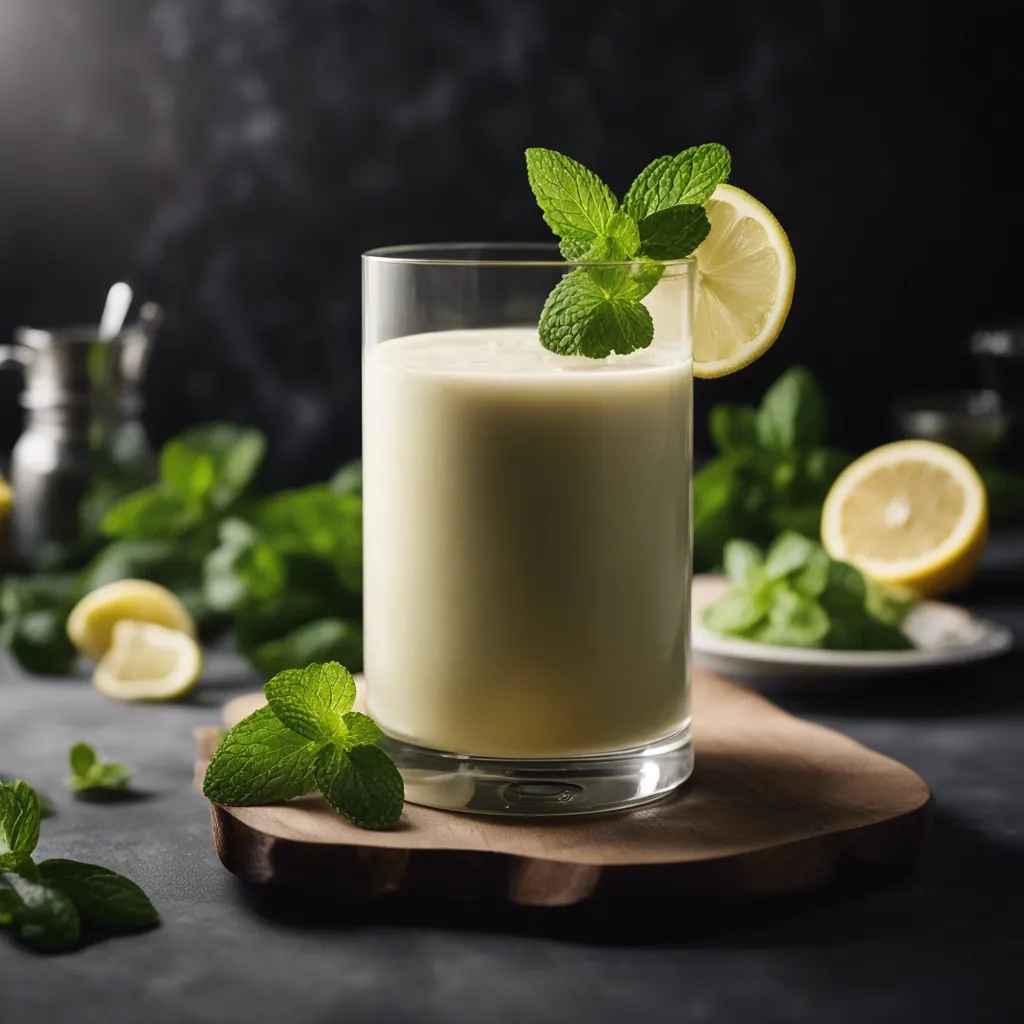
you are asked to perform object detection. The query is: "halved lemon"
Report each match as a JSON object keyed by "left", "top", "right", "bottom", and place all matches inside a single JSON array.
[
  {"left": 692, "top": 183, "right": 795, "bottom": 378},
  {"left": 93, "top": 620, "right": 203, "bottom": 702},
  {"left": 821, "top": 440, "right": 988, "bottom": 597},
  {"left": 68, "top": 579, "right": 196, "bottom": 662}
]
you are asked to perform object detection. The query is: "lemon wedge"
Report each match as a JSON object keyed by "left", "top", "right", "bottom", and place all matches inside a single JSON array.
[
  {"left": 0, "top": 474, "right": 12, "bottom": 518},
  {"left": 68, "top": 579, "right": 196, "bottom": 662},
  {"left": 692, "top": 183, "right": 795, "bottom": 378},
  {"left": 93, "top": 620, "right": 203, "bottom": 702},
  {"left": 821, "top": 440, "right": 988, "bottom": 597}
]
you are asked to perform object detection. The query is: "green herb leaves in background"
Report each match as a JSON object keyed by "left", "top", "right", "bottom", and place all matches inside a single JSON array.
[
  {"left": 0, "top": 575, "right": 80, "bottom": 676},
  {"left": 525, "top": 144, "right": 729, "bottom": 358},
  {"left": 0, "top": 780, "right": 157, "bottom": 952},
  {"left": 702, "top": 533, "right": 915, "bottom": 651},
  {"left": 204, "top": 662, "right": 404, "bottom": 830},
  {"left": 0, "top": 419, "right": 365, "bottom": 681},
  {"left": 66, "top": 743, "right": 132, "bottom": 795},
  {"left": 694, "top": 366, "right": 853, "bottom": 572},
  {"left": 102, "top": 422, "right": 266, "bottom": 541}
]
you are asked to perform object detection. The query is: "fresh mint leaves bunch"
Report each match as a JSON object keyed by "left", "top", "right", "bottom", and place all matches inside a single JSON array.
[
  {"left": 0, "top": 780, "right": 157, "bottom": 952},
  {"left": 703, "top": 532, "right": 915, "bottom": 650},
  {"left": 203, "top": 662, "right": 403, "bottom": 830},
  {"left": 693, "top": 366, "right": 852, "bottom": 572},
  {"left": 0, "top": 422, "right": 365, "bottom": 681},
  {"left": 66, "top": 743, "right": 132, "bottom": 795},
  {"left": 525, "top": 144, "right": 731, "bottom": 357}
]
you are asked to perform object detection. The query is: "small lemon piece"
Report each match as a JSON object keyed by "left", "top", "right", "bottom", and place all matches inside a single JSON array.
[
  {"left": 691, "top": 183, "right": 796, "bottom": 378},
  {"left": 0, "top": 473, "right": 12, "bottom": 546},
  {"left": 93, "top": 620, "right": 202, "bottom": 702},
  {"left": 821, "top": 440, "right": 988, "bottom": 597},
  {"left": 68, "top": 579, "right": 195, "bottom": 661}
]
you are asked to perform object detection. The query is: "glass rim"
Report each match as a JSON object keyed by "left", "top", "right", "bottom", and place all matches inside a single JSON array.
[{"left": 362, "top": 241, "right": 695, "bottom": 269}]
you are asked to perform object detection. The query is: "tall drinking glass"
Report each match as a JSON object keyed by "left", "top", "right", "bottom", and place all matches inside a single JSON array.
[{"left": 362, "top": 244, "right": 694, "bottom": 815}]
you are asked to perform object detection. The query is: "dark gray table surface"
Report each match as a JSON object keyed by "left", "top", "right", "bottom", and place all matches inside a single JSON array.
[{"left": 1, "top": 583, "right": 1023, "bottom": 1023}]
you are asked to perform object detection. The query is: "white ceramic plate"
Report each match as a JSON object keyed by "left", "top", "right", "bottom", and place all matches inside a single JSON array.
[{"left": 692, "top": 575, "right": 1014, "bottom": 682}]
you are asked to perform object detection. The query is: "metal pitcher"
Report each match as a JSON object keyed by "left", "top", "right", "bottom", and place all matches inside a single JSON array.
[{"left": 0, "top": 304, "right": 162, "bottom": 569}]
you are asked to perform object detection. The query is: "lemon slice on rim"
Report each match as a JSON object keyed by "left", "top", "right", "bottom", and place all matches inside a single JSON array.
[
  {"left": 93, "top": 620, "right": 203, "bottom": 702},
  {"left": 821, "top": 440, "right": 988, "bottom": 597},
  {"left": 692, "top": 183, "right": 795, "bottom": 378},
  {"left": 68, "top": 579, "right": 196, "bottom": 662}
]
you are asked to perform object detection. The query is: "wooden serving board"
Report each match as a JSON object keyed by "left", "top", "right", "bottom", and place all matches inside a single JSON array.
[{"left": 195, "top": 668, "right": 931, "bottom": 907}]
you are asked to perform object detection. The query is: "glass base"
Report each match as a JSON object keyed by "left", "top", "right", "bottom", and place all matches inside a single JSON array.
[{"left": 379, "top": 721, "right": 693, "bottom": 817}]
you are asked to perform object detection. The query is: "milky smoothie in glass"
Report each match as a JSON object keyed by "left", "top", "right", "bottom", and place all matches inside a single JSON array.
[{"left": 363, "top": 324, "right": 692, "bottom": 759}]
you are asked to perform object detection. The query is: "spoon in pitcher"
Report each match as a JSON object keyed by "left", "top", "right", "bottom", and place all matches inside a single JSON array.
[{"left": 98, "top": 282, "right": 134, "bottom": 341}]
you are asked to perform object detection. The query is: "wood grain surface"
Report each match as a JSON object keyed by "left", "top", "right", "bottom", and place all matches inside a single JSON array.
[{"left": 196, "top": 668, "right": 931, "bottom": 907}]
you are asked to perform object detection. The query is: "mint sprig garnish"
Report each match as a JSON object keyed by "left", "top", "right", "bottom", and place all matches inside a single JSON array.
[
  {"left": 622, "top": 143, "right": 732, "bottom": 218},
  {"left": 67, "top": 742, "right": 133, "bottom": 794},
  {"left": 525, "top": 143, "right": 730, "bottom": 358},
  {"left": 203, "top": 661, "right": 404, "bottom": 830},
  {"left": 0, "top": 780, "right": 158, "bottom": 952}
]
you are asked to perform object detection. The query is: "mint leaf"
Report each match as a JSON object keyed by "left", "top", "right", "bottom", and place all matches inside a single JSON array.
[
  {"left": 341, "top": 711, "right": 384, "bottom": 747},
  {"left": 160, "top": 442, "right": 216, "bottom": 507},
  {"left": 100, "top": 486, "right": 199, "bottom": 541},
  {"left": 756, "top": 366, "right": 827, "bottom": 454},
  {"left": 525, "top": 148, "right": 618, "bottom": 240},
  {"left": 709, "top": 403, "right": 758, "bottom": 453},
  {"left": 67, "top": 744, "right": 132, "bottom": 794},
  {"left": 0, "top": 781, "right": 41, "bottom": 870},
  {"left": 605, "top": 210, "right": 640, "bottom": 257},
  {"left": 203, "top": 518, "right": 286, "bottom": 614},
  {"left": 314, "top": 744, "right": 404, "bottom": 830},
  {"left": 2, "top": 870, "right": 81, "bottom": 952},
  {"left": 702, "top": 588, "right": 768, "bottom": 636},
  {"left": 69, "top": 743, "right": 96, "bottom": 779},
  {"left": 819, "top": 560, "right": 868, "bottom": 614},
  {"left": 792, "top": 544, "right": 831, "bottom": 598},
  {"left": 539, "top": 269, "right": 654, "bottom": 357},
  {"left": 637, "top": 204, "right": 710, "bottom": 260},
  {"left": 754, "top": 587, "right": 830, "bottom": 647},
  {"left": 723, "top": 539, "right": 764, "bottom": 588},
  {"left": 764, "top": 531, "right": 817, "bottom": 580},
  {"left": 203, "top": 706, "right": 320, "bottom": 805},
  {"left": 255, "top": 487, "right": 363, "bottom": 594},
  {"left": 264, "top": 662, "right": 356, "bottom": 742},
  {"left": 0, "top": 606, "right": 78, "bottom": 676},
  {"left": 38, "top": 860, "right": 158, "bottom": 931},
  {"left": 559, "top": 236, "right": 593, "bottom": 261},
  {"left": 623, "top": 143, "right": 731, "bottom": 220},
  {"left": 173, "top": 423, "right": 266, "bottom": 511}
]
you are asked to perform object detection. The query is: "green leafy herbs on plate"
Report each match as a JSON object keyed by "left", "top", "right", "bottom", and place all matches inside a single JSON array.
[
  {"left": 525, "top": 144, "right": 731, "bottom": 358},
  {"left": 702, "top": 533, "right": 916, "bottom": 651},
  {"left": 693, "top": 366, "right": 852, "bottom": 573},
  {"left": 0, "top": 780, "right": 157, "bottom": 952},
  {"left": 66, "top": 743, "right": 132, "bottom": 795},
  {"left": 203, "top": 662, "right": 403, "bottom": 830}
]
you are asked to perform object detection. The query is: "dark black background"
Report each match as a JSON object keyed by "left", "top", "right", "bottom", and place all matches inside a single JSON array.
[{"left": 0, "top": 0, "right": 1020, "bottom": 487}]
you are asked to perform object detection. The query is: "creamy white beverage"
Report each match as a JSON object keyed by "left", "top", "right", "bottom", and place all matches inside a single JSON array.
[{"left": 363, "top": 327, "right": 692, "bottom": 758}]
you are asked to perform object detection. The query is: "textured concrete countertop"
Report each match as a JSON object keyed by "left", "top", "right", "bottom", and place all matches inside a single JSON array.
[{"left": 1, "top": 603, "right": 1022, "bottom": 1024}]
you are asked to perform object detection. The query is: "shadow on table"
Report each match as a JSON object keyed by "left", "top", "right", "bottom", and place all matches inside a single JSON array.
[
  {"left": 761, "top": 653, "right": 1024, "bottom": 720},
  {"left": 230, "top": 809, "right": 1023, "bottom": 949}
]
